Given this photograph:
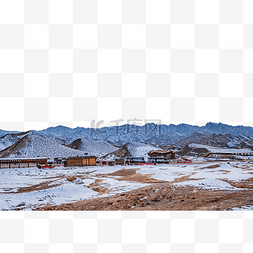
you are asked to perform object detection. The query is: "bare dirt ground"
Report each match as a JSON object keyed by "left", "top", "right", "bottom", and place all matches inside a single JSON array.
[{"left": 100, "top": 168, "right": 165, "bottom": 184}]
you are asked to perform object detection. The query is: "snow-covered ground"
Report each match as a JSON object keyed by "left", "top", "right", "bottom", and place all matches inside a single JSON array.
[
  {"left": 0, "top": 161, "right": 252, "bottom": 210},
  {"left": 0, "top": 165, "right": 149, "bottom": 210},
  {"left": 138, "top": 162, "right": 253, "bottom": 189}
]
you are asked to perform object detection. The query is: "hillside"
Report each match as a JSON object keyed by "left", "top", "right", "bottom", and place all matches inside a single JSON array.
[
  {"left": 179, "top": 143, "right": 253, "bottom": 156},
  {"left": 67, "top": 139, "right": 118, "bottom": 157},
  {"left": 0, "top": 129, "right": 18, "bottom": 138},
  {"left": 102, "top": 142, "right": 159, "bottom": 159},
  {"left": 175, "top": 132, "right": 253, "bottom": 149},
  {"left": 174, "top": 132, "right": 206, "bottom": 147},
  {"left": 0, "top": 132, "right": 95, "bottom": 159},
  {"left": 0, "top": 131, "right": 31, "bottom": 151}
]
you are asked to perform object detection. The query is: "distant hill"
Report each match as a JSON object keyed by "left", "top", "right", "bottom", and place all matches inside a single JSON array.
[
  {"left": 179, "top": 143, "right": 253, "bottom": 156},
  {"left": 67, "top": 139, "right": 118, "bottom": 157},
  {"left": 37, "top": 122, "right": 253, "bottom": 146},
  {"left": 175, "top": 132, "right": 253, "bottom": 149}
]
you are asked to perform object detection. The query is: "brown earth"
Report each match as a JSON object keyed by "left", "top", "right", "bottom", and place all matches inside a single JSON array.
[
  {"left": 101, "top": 168, "right": 164, "bottom": 184},
  {"left": 222, "top": 177, "right": 253, "bottom": 189},
  {"left": 106, "top": 168, "right": 138, "bottom": 177},
  {"left": 15, "top": 180, "right": 62, "bottom": 194},
  {"left": 67, "top": 176, "right": 78, "bottom": 182},
  {"left": 101, "top": 144, "right": 131, "bottom": 158},
  {"left": 87, "top": 179, "right": 110, "bottom": 195},
  {"left": 199, "top": 164, "right": 220, "bottom": 170},
  {"left": 117, "top": 173, "right": 163, "bottom": 184},
  {"left": 67, "top": 138, "right": 82, "bottom": 150}
]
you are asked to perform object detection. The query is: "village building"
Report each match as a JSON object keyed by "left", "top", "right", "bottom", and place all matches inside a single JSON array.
[
  {"left": 66, "top": 156, "right": 96, "bottom": 166},
  {"left": 148, "top": 150, "right": 176, "bottom": 159},
  {"left": 0, "top": 157, "right": 48, "bottom": 169},
  {"left": 54, "top": 157, "right": 64, "bottom": 164},
  {"left": 203, "top": 151, "right": 253, "bottom": 159},
  {"left": 115, "top": 157, "right": 125, "bottom": 165},
  {"left": 125, "top": 157, "right": 145, "bottom": 165},
  {"left": 147, "top": 157, "right": 169, "bottom": 164}
]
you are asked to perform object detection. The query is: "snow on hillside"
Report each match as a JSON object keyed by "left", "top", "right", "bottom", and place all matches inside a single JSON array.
[
  {"left": 102, "top": 141, "right": 161, "bottom": 160},
  {"left": 174, "top": 132, "right": 206, "bottom": 147},
  {"left": 72, "top": 139, "right": 118, "bottom": 157},
  {"left": 126, "top": 142, "right": 159, "bottom": 158},
  {"left": 189, "top": 143, "right": 252, "bottom": 153},
  {"left": 0, "top": 129, "right": 17, "bottom": 138},
  {"left": 40, "top": 125, "right": 92, "bottom": 144},
  {"left": 0, "top": 132, "right": 30, "bottom": 151},
  {"left": 7, "top": 132, "right": 94, "bottom": 159}
]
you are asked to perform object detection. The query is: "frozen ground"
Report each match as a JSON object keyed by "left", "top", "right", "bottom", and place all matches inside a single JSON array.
[{"left": 0, "top": 160, "right": 253, "bottom": 210}]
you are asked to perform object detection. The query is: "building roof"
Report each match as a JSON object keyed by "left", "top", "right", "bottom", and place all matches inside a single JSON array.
[
  {"left": 148, "top": 157, "right": 167, "bottom": 159},
  {"left": 67, "top": 156, "right": 96, "bottom": 159},
  {"left": 0, "top": 157, "right": 48, "bottom": 161},
  {"left": 149, "top": 150, "right": 175, "bottom": 154},
  {"left": 125, "top": 157, "right": 144, "bottom": 159}
]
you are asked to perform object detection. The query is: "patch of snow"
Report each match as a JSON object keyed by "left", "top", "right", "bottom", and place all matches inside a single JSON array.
[
  {"left": 174, "top": 178, "right": 238, "bottom": 190},
  {"left": 232, "top": 206, "right": 253, "bottom": 211}
]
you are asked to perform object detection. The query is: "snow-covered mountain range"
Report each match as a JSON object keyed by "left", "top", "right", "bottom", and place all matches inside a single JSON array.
[
  {"left": 0, "top": 122, "right": 252, "bottom": 159},
  {"left": 33, "top": 122, "right": 253, "bottom": 146}
]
